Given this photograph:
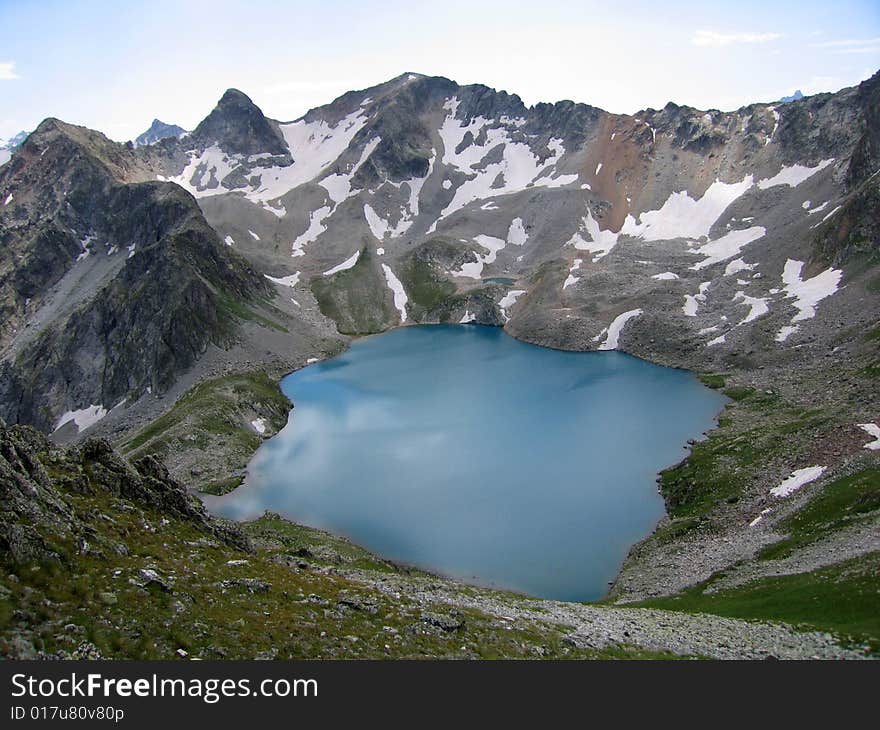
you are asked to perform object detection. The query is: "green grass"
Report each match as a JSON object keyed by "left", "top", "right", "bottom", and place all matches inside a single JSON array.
[
  {"left": 120, "top": 371, "right": 290, "bottom": 492},
  {"left": 311, "top": 247, "right": 396, "bottom": 334},
  {"left": 758, "top": 468, "right": 880, "bottom": 560},
  {"left": 635, "top": 553, "right": 880, "bottom": 653},
  {"left": 123, "top": 372, "right": 286, "bottom": 454},
  {"left": 698, "top": 373, "right": 727, "bottom": 389},
  {"left": 657, "top": 388, "right": 833, "bottom": 524},
  {"left": 219, "top": 294, "right": 289, "bottom": 333},
  {"left": 399, "top": 258, "right": 456, "bottom": 315},
  {"left": 199, "top": 477, "right": 244, "bottom": 495}
]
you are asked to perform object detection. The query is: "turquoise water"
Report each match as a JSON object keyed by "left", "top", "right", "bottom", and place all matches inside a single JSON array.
[{"left": 207, "top": 325, "right": 725, "bottom": 602}]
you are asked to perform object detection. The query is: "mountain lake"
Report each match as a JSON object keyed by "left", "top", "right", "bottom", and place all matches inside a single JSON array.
[{"left": 207, "top": 325, "right": 726, "bottom": 601}]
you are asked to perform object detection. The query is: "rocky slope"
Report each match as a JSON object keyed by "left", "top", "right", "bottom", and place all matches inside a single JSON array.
[{"left": 128, "top": 72, "right": 875, "bottom": 362}]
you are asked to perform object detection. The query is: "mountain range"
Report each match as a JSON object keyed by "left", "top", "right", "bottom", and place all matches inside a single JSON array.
[{"left": 1, "top": 71, "right": 877, "bottom": 437}]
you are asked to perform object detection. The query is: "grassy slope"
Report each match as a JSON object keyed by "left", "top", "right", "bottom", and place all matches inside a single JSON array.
[
  {"left": 311, "top": 247, "right": 397, "bottom": 335},
  {"left": 634, "top": 553, "right": 880, "bottom": 653},
  {"left": 0, "top": 484, "right": 678, "bottom": 660},
  {"left": 617, "top": 371, "right": 880, "bottom": 650},
  {"left": 122, "top": 372, "right": 291, "bottom": 494}
]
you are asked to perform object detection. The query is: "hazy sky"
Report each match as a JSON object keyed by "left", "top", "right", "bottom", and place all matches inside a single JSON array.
[{"left": 1, "top": 0, "right": 878, "bottom": 141}]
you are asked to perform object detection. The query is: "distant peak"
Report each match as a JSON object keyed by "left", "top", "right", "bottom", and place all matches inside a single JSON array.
[{"left": 135, "top": 119, "right": 187, "bottom": 147}]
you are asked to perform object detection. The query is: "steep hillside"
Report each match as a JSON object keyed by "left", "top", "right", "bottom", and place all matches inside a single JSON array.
[{"left": 0, "top": 119, "right": 327, "bottom": 435}]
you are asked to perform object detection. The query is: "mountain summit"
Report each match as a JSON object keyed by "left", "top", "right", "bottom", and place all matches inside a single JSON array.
[
  {"left": 192, "top": 88, "right": 289, "bottom": 157},
  {"left": 134, "top": 119, "right": 187, "bottom": 147}
]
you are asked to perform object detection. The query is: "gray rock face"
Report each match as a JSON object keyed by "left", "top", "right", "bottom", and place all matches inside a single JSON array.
[
  {"left": 123, "top": 70, "right": 878, "bottom": 359},
  {"left": 192, "top": 88, "right": 289, "bottom": 158},
  {"left": 0, "top": 131, "right": 27, "bottom": 152}
]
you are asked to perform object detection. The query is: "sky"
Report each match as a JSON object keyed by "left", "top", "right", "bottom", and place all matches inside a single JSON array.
[{"left": 0, "top": 0, "right": 878, "bottom": 141}]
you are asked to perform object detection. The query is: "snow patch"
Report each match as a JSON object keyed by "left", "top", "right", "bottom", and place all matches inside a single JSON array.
[
  {"left": 364, "top": 203, "right": 408, "bottom": 240},
  {"left": 251, "top": 418, "right": 267, "bottom": 435},
  {"left": 430, "top": 98, "right": 577, "bottom": 228},
  {"left": 770, "top": 466, "right": 825, "bottom": 498},
  {"left": 498, "top": 289, "right": 526, "bottom": 322},
  {"left": 382, "top": 264, "right": 408, "bottom": 322},
  {"left": 857, "top": 423, "right": 880, "bottom": 450},
  {"left": 450, "top": 235, "right": 507, "bottom": 279},
  {"left": 691, "top": 226, "right": 766, "bottom": 270},
  {"left": 749, "top": 508, "right": 773, "bottom": 528},
  {"left": 683, "top": 281, "right": 711, "bottom": 317},
  {"left": 597, "top": 309, "right": 642, "bottom": 350},
  {"left": 733, "top": 291, "right": 769, "bottom": 324},
  {"left": 765, "top": 107, "right": 779, "bottom": 146},
  {"left": 651, "top": 271, "right": 679, "bottom": 280},
  {"left": 567, "top": 210, "right": 619, "bottom": 259},
  {"left": 323, "top": 250, "right": 360, "bottom": 276},
  {"left": 563, "top": 259, "right": 582, "bottom": 290},
  {"left": 264, "top": 271, "right": 301, "bottom": 287},
  {"left": 507, "top": 217, "right": 528, "bottom": 246},
  {"left": 811, "top": 204, "right": 843, "bottom": 228},
  {"left": 319, "top": 136, "right": 381, "bottom": 204},
  {"left": 774, "top": 259, "right": 842, "bottom": 341},
  {"left": 724, "top": 258, "right": 755, "bottom": 276},
  {"left": 756, "top": 159, "right": 834, "bottom": 189},
  {"left": 620, "top": 177, "right": 754, "bottom": 243},
  {"left": 291, "top": 205, "right": 332, "bottom": 257},
  {"left": 54, "top": 405, "right": 108, "bottom": 433}
]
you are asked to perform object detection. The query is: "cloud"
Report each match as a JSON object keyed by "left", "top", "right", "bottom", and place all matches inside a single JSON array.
[
  {"left": 692, "top": 30, "right": 782, "bottom": 47},
  {"left": 0, "top": 62, "right": 19, "bottom": 80},
  {"left": 810, "top": 37, "right": 880, "bottom": 55}
]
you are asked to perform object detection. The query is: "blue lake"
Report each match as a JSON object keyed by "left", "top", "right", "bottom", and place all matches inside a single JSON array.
[{"left": 207, "top": 325, "right": 725, "bottom": 602}]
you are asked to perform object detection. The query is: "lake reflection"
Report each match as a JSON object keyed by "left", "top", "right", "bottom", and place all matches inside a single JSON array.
[{"left": 206, "top": 325, "right": 725, "bottom": 601}]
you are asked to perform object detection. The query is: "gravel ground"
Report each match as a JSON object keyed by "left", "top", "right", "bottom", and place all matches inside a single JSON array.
[{"left": 340, "top": 568, "right": 868, "bottom": 659}]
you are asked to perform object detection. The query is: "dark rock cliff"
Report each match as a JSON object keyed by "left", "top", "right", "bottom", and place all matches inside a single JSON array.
[{"left": 0, "top": 120, "right": 272, "bottom": 432}]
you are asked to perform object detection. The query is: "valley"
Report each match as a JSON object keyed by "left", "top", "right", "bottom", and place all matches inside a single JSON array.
[{"left": 0, "top": 70, "right": 878, "bottom": 659}]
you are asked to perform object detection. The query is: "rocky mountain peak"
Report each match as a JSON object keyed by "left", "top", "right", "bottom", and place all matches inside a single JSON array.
[{"left": 192, "top": 88, "right": 288, "bottom": 157}]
